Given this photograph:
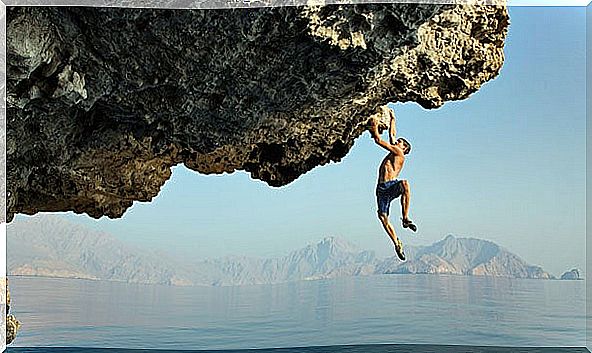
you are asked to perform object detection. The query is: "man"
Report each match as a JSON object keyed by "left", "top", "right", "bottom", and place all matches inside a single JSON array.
[{"left": 369, "top": 109, "right": 417, "bottom": 261}]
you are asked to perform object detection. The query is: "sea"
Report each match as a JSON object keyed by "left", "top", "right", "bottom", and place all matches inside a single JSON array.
[{"left": 6, "top": 274, "right": 588, "bottom": 352}]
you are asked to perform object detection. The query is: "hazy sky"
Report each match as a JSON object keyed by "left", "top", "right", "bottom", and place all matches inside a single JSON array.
[{"left": 23, "top": 6, "right": 585, "bottom": 276}]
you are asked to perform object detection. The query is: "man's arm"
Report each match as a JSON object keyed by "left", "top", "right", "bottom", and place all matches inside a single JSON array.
[
  {"left": 370, "top": 118, "right": 404, "bottom": 156},
  {"left": 388, "top": 109, "right": 397, "bottom": 144}
]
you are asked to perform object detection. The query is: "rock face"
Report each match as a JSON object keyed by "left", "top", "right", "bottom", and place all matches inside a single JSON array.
[
  {"left": 7, "top": 4, "right": 508, "bottom": 221},
  {"left": 1, "top": 277, "right": 20, "bottom": 345}
]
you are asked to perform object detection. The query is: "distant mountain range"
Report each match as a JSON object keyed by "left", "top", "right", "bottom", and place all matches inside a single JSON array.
[{"left": 8, "top": 215, "right": 577, "bottom": 286}]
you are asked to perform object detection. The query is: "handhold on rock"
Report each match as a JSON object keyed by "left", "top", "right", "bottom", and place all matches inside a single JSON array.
[{"left": 367, "top": 105, "right": 394, "bottom": 133}]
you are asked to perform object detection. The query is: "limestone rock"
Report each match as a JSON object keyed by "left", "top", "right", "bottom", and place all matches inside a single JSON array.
[
  {"left": 7, "top": 4, "right": 508, "bottom": 220},
  {"left": 3, "top": 278, "right": 20, "bottom": 345},
  {"left": 6, "top": 315, "right": 20, "bottom": 345}
]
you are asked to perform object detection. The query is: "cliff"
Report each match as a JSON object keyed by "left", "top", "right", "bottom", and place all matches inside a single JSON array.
[{"left": 6, "top": 4, "right": 508, "bottom": 221}]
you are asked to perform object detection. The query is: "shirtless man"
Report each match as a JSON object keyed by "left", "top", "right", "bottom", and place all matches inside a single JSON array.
[{"left": 370, "top": 109, "right": 417, "bottom": 261}]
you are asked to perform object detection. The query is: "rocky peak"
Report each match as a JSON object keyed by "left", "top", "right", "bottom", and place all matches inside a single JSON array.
[
  {"left": 317, "top": 236, "right": 358, "bottom": 254},
  {"left": 560, "top": 268, "right": 583, "bottom": 280}
]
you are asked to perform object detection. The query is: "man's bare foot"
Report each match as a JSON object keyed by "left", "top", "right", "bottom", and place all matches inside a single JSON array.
[
  {"left": 394, "top": 239, "right": 406, "bottom": 261},
  {"left": 402, "top": 218, "right": 417, "bottom": 232}
]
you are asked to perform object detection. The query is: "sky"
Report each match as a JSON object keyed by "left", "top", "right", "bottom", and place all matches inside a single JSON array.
[{"left": 19, "top": 6, "right": 585, "bottom": 276}]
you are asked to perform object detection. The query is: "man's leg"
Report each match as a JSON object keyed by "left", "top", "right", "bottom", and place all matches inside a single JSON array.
[
  {"left": 378, "top": 212, "right": 405, "bottom": 260},
  {"left": 399, "top": 180, "right": 417, "bottom": 232},
  {"left": 400, "top": 180, "right": 411, "bottom": 222}
]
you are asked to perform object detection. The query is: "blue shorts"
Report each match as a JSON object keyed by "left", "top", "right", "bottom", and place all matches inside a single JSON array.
[{"left": 376, "top": 179, "right": 404, "bottom": 215}]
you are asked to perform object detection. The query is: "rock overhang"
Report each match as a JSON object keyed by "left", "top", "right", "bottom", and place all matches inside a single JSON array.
[{"left": 6, "top": 3, "right": 509, "bottom": 221}]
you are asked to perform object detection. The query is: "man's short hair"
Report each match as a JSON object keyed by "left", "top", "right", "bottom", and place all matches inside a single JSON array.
[{"left": 398, "top": 137, "right": 412, "bottom": 155}]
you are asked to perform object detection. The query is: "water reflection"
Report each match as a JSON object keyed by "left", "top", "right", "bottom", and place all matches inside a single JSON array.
[{"left": 9, "top": 275, "right": 585, "bottom": 349}]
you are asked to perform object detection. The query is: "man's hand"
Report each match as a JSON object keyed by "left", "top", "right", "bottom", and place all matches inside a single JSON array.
[
  {"left": 369, "top": 117, "right": 380, "bottom": 137},
  {"left": 370, "top": 116, "right": 386, "bottom": 133}
]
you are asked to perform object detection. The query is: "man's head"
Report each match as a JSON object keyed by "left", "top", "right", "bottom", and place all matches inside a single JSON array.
[{"left": 395, "top": 137, "right": 412, "bottom": 155}]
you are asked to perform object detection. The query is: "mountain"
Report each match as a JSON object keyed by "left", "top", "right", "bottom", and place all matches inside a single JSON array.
[
  {"left": 7, "top": 215, "right": 201, "bottom": 285},
  {"left": 560, "top": 269, "right": 583, "bottom": 280},
  {"left": 8, "top": 215, "right": 557, "bottom": 286},
  {"left": 376, "top": 235, "right": 553, "bottom": 279},
  {"left": 203, "top": 236, "right": 378, "bottom": 285},
  {"left": 7, "top": 216, "right": 376, "bottom": 286}
]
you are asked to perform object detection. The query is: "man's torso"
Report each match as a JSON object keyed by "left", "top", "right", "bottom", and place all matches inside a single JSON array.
[{"left": 378, "top": 153, "right": 404, "bottom": 183}]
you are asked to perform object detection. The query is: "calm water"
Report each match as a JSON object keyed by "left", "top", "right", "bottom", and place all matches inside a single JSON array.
[{"left": 8, "top": 275, "right": 586, "bottom": 350}]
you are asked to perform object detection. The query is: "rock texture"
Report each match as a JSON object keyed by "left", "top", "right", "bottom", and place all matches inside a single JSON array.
[
  {"left": 7, "top": 4, "right": 508, "bottom": 221},
  {"left": 6, "top": 314, "right": 20, "bottom": 346},
  {"left": 3, "top": 278, "right": 20, "bottom": 345}
]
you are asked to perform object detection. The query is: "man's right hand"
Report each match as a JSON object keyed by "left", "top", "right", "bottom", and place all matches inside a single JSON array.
[{"left": 369, "top": 118, "right": 380, "bottom": 136}]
